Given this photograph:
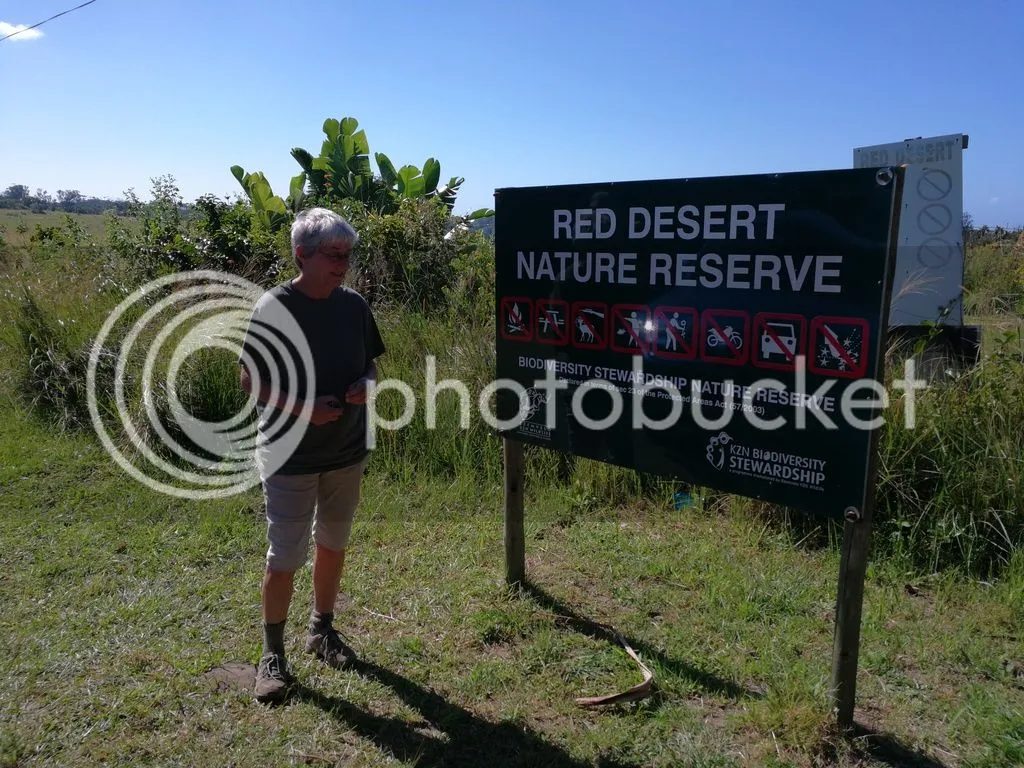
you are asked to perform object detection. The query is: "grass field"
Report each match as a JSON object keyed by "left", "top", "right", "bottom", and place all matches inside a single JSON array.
[
  {"left": 0, "top": 210, "right": 111, "bottom": 249},
  {"left": 1, "top": 371, "right": 1021, "bottom": 767}
]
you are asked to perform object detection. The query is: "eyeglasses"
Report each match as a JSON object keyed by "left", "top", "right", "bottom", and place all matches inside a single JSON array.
[{"left": 317, "top": 245, "right": 353, "bottom": 262}]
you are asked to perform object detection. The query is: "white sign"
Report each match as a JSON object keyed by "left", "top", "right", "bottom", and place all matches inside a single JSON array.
[{"left": 854, "top": 133, "right": 966, "bottom": 327}]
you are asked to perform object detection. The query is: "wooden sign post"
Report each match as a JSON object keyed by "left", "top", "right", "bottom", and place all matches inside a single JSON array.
[
  {"left": 831, "top": 509, "right": 875, "bottom": 729},
  {"left": 503, "top": 437, "right": 526, "bottom": 587}
]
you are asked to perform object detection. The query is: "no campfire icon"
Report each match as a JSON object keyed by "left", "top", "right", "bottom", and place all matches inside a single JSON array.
[{"left": 500, "top": 297, "right": 533, "bottom": 342}]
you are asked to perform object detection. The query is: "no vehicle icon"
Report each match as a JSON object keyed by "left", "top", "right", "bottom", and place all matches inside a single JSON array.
[
  {"left": 699, "top": 309, "right": 749, "bottom": 366},
  {"left": 752, "top": 312, "right": 806, "bottom": 371}
]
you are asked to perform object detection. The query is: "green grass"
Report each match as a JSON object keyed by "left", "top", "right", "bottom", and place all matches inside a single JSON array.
[
  {"left": 1, "top": 399, "right": 1021, "bottom": 767},
  {"left": 964, "top": 239, "right": 1024, "bottom": 317},
  {"left": 0, "top": 209, "right": 111, "bottom": 249}
]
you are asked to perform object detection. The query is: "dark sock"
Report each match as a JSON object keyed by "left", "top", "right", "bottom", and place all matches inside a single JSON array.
[
  {"left": 310, "top": 611, "right": 333, "bottom": 633},
  {"left": 262, "top": 620, "right": 286, "bottom": 657}
]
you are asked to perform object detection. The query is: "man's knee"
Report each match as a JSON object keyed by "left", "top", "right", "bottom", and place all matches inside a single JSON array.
[
  {"left": 315, "top": 541, "right": 344, "bottom": 556},
  {"left": 266, "top": 546, "right": 308, "bottom": 573},
  {"left": 265, "top": 566, "right": 296, "bottom": 580}
]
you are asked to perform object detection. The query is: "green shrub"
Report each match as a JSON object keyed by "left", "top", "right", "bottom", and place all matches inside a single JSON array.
[
  {"left": 105, "top": 177, "right": 287, "bottom": 288},
  {"left": 875, "top": 333, "right": 1024, "bottom": 576},
  {"left": 963, "top": 237, "right": 1024, "bottom": 315},
  {"left": 106, "top": 176, "right": 196, "bottom": 281},
  {"left": 143, "top": 346, "right": 253, "bottom": 466},
  {"left": 343, "top": 197, "right": 478, "bottom": 312},
  {"left": 10, "top": 290, "right": 116, "bottom": 430},
  {"left": 190, "top": 195, "right": 286, "bottom": 285}
]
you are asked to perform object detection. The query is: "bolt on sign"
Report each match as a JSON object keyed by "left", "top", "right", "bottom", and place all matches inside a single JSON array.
[{"left": 494, "top": 168, "right": 902, "bottom": 519}]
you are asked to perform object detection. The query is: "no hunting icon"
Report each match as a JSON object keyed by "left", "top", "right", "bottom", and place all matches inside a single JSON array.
[{"left": 571, "top": 301, "right": 607, "bottom": 349}]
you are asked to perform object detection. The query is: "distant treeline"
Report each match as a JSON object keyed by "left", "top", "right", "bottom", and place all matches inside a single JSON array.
[{"left": 0, "top": 184, "right": 129, "bottom": 215}]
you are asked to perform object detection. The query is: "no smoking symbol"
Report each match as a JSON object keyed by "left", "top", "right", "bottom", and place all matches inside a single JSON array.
[
  {"left": 918, "top": 204, "right": 952, "bottom": 235},
  {"left": 917, "top": 169, "right": 952, "bottom": 201}
]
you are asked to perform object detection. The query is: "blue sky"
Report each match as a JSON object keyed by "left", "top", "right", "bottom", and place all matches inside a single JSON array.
[{"left": 1, "top": 0, "right": 1021, "bottom": 226}]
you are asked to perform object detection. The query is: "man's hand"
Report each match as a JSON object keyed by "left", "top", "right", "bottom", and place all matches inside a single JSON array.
[
  {"left": 344, "top": 377, "right": 372, "bottom": 405},
  {"left": 308, "top": 394, "right": 344, "bottom": 426}
]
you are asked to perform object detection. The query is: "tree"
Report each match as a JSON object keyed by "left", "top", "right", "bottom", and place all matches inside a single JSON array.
[
  {"left": 232, "top": 116, "right": 493, "bottom": 232},
  {"left": 31, "top": 189, "right": 55, "bottom": 212},
  {"left": 57, "top": 189, "right": 83, "bottom": 212},
  {"left": 3, "top": 184, "right": 28, "bottom": 201},
  {"left": 962, "top": 211, "right": 975, "bottom": 245}
]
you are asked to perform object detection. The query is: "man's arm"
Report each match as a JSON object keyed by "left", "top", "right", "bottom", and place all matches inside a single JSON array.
[
  {"left": 343, "top": 360, "right": 378, "bottom": 405},
  {"left": 239, "top": 364, "right": 342, "bottom": 426}
]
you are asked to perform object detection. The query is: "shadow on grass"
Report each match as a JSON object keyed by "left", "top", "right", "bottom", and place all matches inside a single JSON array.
[
  {"left": 849, "top": 725, "right": 950, "bottom": 768},
  {"left": 297, "top": 661, "right": 640, "bottom": 768},
  {"left": 520, "top": 580, "right": 761, "bottom": 702}
]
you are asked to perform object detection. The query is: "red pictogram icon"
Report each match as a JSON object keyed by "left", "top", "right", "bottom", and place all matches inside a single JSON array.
[
  {"left": 652, "top": 306, "right": 697, "bottom": 360},
  {"left": 752, "top": 312, "right": 807, "bottom": 371},
  {"left": 610, "top": 304, "right": 652, "bottom": 354},
  {"left": 500, "top": 297, "right": 533, "bottom": 342},
  {"left": 699, "top": 309, "right": 749, "bottom": 366},
  {"left": 571, "top": 301, "right": 607, "bottom": 349},
  {"left": 535, "top": 299, "right": 570, "bottom": 346},
  {"left": 809, "top": 316, "right": 870, "bottom": 378}
]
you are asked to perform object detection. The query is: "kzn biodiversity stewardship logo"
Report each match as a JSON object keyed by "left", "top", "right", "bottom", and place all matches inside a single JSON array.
[{"left": 706, "top": 431, "right": 827, "bottom": 492}]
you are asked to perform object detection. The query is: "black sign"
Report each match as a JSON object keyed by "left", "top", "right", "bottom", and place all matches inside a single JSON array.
[{"left": 495, "top": 169, "right": 899, "bottom": 519}]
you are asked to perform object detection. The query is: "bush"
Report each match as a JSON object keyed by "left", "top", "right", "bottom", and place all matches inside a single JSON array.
[
  {"left": 964, "top": 238, "right": 1024, "bottom": 316},
  {"left": 142, "top": 345, "right": 254, "bottom": 467},
  {"left": 875, "top": 333, "right": 1024, "bottom": 576},
  {"left": 106, "top": 177, "right": 287, "bottom": 288},
  {"left": 190, "top": 195, "right": 286, "bottom": 285},
  {"left": 343, "top": 197, "right": 479, "bottom": 312},
  {"left": 106, "top": 176, "right": 195, "bottom": 281},
  {"left": 10, "top": 290, "right": 116, "bottom": 430}
]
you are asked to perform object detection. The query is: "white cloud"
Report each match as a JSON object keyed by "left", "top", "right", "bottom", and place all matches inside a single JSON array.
[
  {"left": 989, "top": 196, "right": 1000, "bottom": 204},
  {"left": 0, "top": 21, "right": 44, "bottom": 41}
]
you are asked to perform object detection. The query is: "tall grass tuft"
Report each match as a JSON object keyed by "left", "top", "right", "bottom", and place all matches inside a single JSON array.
[
  {"left": 876, "top": 333, "right": 1024, "bottom": 575},
  {"left": 9, "top": 290, "right": 115, "bottom": 430}
]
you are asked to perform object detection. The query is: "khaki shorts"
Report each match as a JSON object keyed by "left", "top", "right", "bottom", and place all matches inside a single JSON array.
[{"left": 262, "top": 457, "right": 369, "bottom": 572}]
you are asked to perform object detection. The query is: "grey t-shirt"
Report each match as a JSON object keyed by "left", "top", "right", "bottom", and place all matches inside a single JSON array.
[{"left": 241, "top": 282, "right": 386, "bottom": 475}]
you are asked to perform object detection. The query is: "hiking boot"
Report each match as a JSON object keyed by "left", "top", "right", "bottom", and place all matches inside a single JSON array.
[
  {"left": 254, "top": 653, "right": 292, "bottom": 704},
  {"left": 305, "top": 624, "right": 358, "bottom": 669}
]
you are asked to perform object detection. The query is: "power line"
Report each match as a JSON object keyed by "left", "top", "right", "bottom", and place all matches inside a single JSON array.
[{"left": 1, "top": 0, "right": 98, "bottom": 43}]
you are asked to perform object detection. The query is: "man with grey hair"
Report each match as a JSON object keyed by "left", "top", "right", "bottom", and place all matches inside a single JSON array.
[{"left": 239, "top": 207, "right": 386, "bottom": 704}]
